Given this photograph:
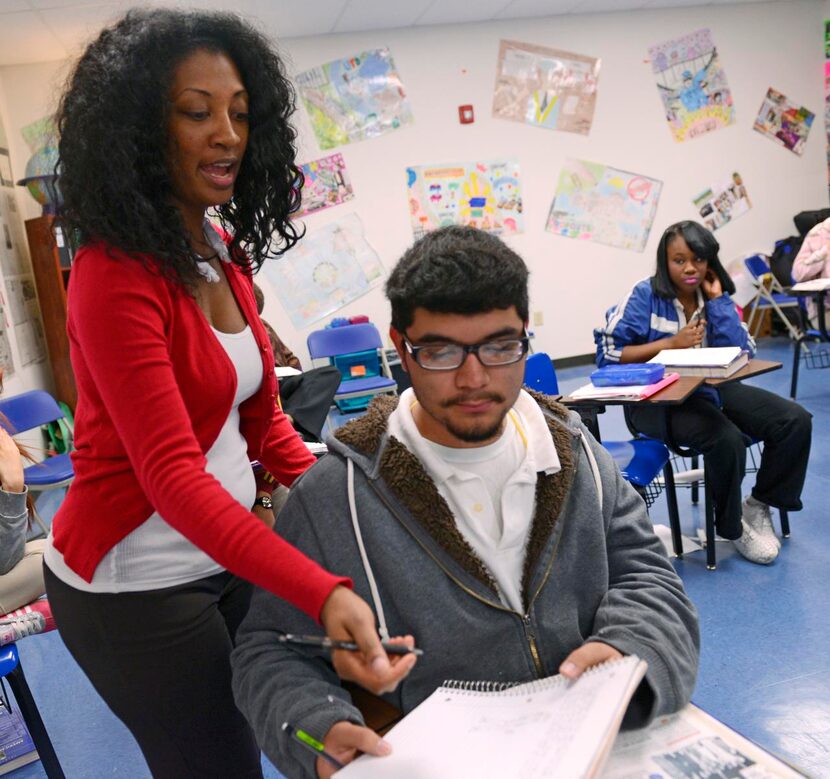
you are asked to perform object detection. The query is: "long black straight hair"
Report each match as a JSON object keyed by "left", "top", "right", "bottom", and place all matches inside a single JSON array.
[{"left": 651, "top": 220, "right": 736, "bottom": 299}]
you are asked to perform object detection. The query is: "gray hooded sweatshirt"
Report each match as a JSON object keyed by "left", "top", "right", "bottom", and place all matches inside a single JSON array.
[{"left": 232, "top": 393, "right": 699, "bottom": 779}]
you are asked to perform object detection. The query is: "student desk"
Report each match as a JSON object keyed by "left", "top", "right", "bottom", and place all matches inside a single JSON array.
[
  {"left": 561, "top": 360, "right": 782, "bottom": 568},
  {"left": 560, "top": 360, "right": 782, "bottom": 442},
  {"left": 560, "top": 376, "right": 703, "bottom": 443}
]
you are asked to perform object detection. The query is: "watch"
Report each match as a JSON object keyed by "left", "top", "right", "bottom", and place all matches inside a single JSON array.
[{"left": 253, "top": 495, "right": 273, "bottom": 510}]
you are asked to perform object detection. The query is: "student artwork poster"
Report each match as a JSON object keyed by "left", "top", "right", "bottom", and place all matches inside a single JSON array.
[
  {"left": 297, "top": 153, "right": 355, "bottom": 217},
  {"left": 546, "top": 159, "right": 662, "bottom": 253},
  {"left": 648, "top": 28, "right": 735, "bottom": 142},
  {"left": 261, "top": 213, "right": 384, "bottom": 329},
  {"left": 753, "top": 87, "right": 815, "bottom": 156},
  {"left": 692, "top": 172, "right": 751, "bottom": 232},
  {"left": 295, "top": 48, "right": 413, "bottom": 151},
  {"left": 492, "top": 40, "right": 600, "bottom": 135},
  {"left": 406, "top": 159, "right": 524, "bottom": 238}
]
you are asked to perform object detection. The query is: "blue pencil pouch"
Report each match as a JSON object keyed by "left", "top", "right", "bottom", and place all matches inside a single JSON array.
[{"left": 590, "top": 363, "right": 665, "bottom": 387}]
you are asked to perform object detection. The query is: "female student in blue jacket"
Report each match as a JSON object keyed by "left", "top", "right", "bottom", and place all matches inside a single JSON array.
[{"left": 594, "top": 220, "right": 811, "bottom": 565}]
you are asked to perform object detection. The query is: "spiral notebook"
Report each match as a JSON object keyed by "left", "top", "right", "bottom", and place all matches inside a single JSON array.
[{"left": 337, "top": 655, "right": 647, "bottom": 779}]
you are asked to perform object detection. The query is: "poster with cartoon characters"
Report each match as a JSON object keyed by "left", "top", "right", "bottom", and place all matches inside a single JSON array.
[
  {"left": 492, "top": 40, "right": 600, "bottom": 135},
  {"left": 753, "top": 87, "right": 814, "bottom": 156},
  {"left": 692, "top": 172, "right": 751, "bottom": 232},
  {"left": 296, "top": 48, "right": 413, "bottom": 150},
  {"left": 262, "top": 214, "right": 383, "bottom": 329},
  {"left": 546, "top": 159, "right": 662, "bottom": 252},
  {"left": 406, "top": 159, "right": 523, "bottom": 238},
  {"left": 298, "top": 153, "right": 355, "bottom": 217},
  {"left": 648, "top": 28, "right": 735, "bottom": 142}
]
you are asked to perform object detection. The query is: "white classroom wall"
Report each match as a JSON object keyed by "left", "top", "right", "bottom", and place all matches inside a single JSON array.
[{"left": 0, "top": 0, "right": 825, "bottom": 366}]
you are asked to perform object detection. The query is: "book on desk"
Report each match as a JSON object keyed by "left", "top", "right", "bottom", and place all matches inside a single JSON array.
[{"left": 649, "top": 346, "right": 749, "bottom": 378}]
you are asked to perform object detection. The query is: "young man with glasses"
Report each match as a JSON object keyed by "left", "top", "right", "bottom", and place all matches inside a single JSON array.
[{"left": 232, "top": 226, "right": 700, "bottom": 779}]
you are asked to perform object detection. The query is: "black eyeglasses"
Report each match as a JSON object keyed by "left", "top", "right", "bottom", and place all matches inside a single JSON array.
[{"left": 402, "top": 333, "right": 530, "bottom": 371}]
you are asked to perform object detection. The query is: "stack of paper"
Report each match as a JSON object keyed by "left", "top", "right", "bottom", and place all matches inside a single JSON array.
[
  {"left": 568, "top": 372, "right": 680, "bottom": 402},
  {"left": 648, "top": 347, "right": 748, "bottom": 378}
]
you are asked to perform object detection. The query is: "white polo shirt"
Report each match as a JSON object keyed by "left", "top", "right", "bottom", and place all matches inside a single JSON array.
[{"left": 388, "top": 388, "right": 560, "bottom": 612}]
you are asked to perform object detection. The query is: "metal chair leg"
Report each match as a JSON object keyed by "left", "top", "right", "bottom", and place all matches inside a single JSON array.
[
  {"left": 663, "top": 462, "right": 682, "bottom": 559},
  {"left": 703, "top": 460, "right": 716, "bottom": 570},
  {"left": 779, "top": 509, "right": 790, "bottom": 538},
  {"left": 6, "top": 660, "right": 65, "bottom": 778},
  {"left": 790, "top": 336, "right": 803, "bottom": 399},
  {"left": 690, "top": 454, "right": 699, "bottom": 505}
]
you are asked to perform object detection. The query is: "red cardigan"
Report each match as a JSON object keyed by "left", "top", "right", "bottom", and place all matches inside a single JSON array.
[{"left": 52, "top": 242, "right": 347, "bottom": 620}]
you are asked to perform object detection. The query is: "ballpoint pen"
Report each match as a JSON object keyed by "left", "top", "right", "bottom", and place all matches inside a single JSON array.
[
  {"left": 278, "top": 633, "right": 424, "bottom": 656},
  {"left": 282, "top": 722, "right": 344, "bottom": 770}
]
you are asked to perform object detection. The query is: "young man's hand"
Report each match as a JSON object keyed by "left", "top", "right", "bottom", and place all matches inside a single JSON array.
[
  {"left": 316, "top": 722, "right": 391, "bottom": 778},
  {"left": 559, "top": 641, "right": 623, "bottom": 679}
]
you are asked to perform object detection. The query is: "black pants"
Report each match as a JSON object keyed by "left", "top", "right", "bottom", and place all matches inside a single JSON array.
[
  {"left": 43, "top": 565, "right": 263, "bottom": 779},
  {"left": 627, "top": 382, "right": 812, "bottom": 539}
]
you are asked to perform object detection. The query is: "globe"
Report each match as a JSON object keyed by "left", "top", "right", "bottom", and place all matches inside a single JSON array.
[{"left": 16, "top": 146, "right": 62, "bottom": 215}]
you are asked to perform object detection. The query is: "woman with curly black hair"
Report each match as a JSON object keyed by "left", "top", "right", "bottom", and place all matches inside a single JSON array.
[{"left": 42, "top": 9, "right": 414, "bottom": 777}]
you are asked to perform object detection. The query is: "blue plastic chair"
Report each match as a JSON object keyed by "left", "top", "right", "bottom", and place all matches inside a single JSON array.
[
  {"left": 0, "top": 390, "right": 74, "bottom": 537},
  {"left": 743, "top": 254, "right": 801, "bottom": 340},
  {"left": 524, "top": 354, "right": 683, "bottom": 557},
  {"left": 788, "top": 274, "right": 830, "bottom": 399},
  {"left": 307, "top": 323, "right": 397, "bottom": 414},
  {"left": 0, "top": 644, "right": 65, "bottom": 777}
]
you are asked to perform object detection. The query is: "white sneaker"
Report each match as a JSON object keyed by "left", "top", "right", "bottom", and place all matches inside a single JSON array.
[
  {"left": 733, "top": 520, "right": 779, "bottom": 565},
  {"left": 742, "top": 496, "right": 781, "bottom": 550}
]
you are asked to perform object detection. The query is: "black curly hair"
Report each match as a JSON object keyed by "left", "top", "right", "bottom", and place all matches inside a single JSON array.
[{"left": 56, "top": 7, "right": 304, "bottom": 287}]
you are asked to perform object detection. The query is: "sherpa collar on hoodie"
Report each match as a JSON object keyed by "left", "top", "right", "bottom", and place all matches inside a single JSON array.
[{"left": 333, "top": 391, "right": 579, "bottom": 610}]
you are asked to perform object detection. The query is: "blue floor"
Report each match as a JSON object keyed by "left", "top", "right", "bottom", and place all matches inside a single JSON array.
[{"left": 8, "top": 336, "right": 830, "bottom": 777}]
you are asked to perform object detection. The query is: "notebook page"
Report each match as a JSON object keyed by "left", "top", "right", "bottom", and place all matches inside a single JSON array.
[{"left": 338, "top": 656, "right": 646, "bottom": 779}]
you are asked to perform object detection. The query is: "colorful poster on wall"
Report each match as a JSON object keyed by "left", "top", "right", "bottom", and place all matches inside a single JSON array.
[
  {"left": 753, "top": 88, "right": 814, "bottom": 156},
  {"left": 492, "top": 40, "right": 600, "bottom": 135},
  {"left": 546, "top": 159, "right": 662, "bottom": 253},
  {"left": 262, "top": 213, "right": 383, "bottom": 329},
  {"left": 296, "top": 48, "right": 413, "bottom": 150},
  {"left": 692, "top": 173, "right": 751, "bottom": 232},
  {"left": 407, "top": 159, "right": 523, "bottom": 238},
  {"left": 298, "top": 153, "right": 354, "bottom": 217},
  {"left": 648, "top": 28, "right": 735, "bottom": 142}
]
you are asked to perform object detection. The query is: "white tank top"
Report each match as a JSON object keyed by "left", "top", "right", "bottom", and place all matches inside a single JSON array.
[{"left": 44, "top": 325, "right": 263, "bottom": 592}]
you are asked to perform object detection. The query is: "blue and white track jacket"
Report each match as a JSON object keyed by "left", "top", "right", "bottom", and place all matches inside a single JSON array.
[{"left": 594, "top": 278, "right": 756, "bottom": 367}]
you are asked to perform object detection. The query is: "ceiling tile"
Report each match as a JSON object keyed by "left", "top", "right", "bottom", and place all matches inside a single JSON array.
[
  {"left": 26, "top": 0, "right": 120, "bottom": 9},
  {"left": 494, "top": 0, "right": 581, "bottom": 19},
  {"left": 0, "top": 1, "right": 32, "bottom": 13},
  {"left": 39, "top": 3, "right": 125, "bottom": 55},
  {"left": 333, "top": 0, "right": 434, "bottom": 33},
  {"left": 0, "top": 10, "right": 66, "bottom": 65},
  {"left": 416, "top": 0, "right": 513, "bottom": 26},
  {"left": 570, "top": 0, "right": 648, "bottom": 11},
  {"left": 242, "top": 0, "right": 349, "bottom": 39}
]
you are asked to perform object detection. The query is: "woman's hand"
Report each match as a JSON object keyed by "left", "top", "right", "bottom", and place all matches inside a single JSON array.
[
  {"left": 670, "top": 320, "right": 706, "bottom": 349},
  {"left": 320, "top": 586, "right": 418, "bottom": 695},
  {"left": 701, "top": 270, "right": 723, "bottom": 300},
  {"left": 316, "top": 722, "right": 392, "bottom": 778},
  {"left": 0, "top": 427, "right": 24, "bottom": 493}
]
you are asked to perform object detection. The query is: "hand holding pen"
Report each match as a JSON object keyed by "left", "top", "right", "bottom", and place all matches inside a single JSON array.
[{"left": 319, "top": 586, "right": 418, "bottom": 696}]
